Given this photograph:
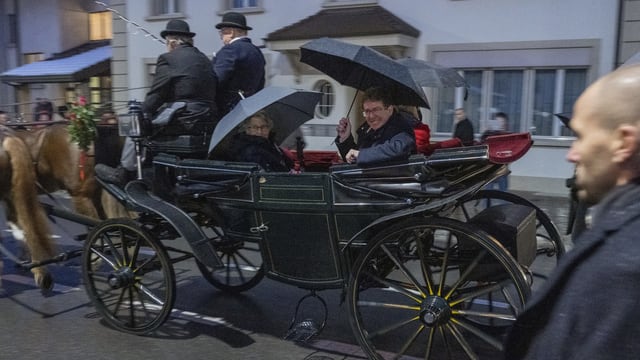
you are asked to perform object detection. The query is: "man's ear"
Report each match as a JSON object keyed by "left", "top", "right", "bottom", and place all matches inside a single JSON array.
[{"left": 612, "top": 124, "right": 639, "bottom": 163}]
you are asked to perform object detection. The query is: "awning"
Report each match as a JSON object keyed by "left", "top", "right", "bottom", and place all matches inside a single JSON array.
[{"left": 0, "top": 45, "right": 111, "bottom": 84}]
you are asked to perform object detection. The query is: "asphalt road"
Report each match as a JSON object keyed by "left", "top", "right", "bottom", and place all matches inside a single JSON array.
[{"left": 0, "top": 191, "right": 571, "bottom": 360}]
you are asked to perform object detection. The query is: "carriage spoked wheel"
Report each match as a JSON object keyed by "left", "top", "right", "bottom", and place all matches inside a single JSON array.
[
  {"left": 82, "top": 218, "right": 176, "bottom": 335},
  {"left": 195, "top": 225, "right": 264, "bottom": 293},
  {"left": 452, "top": 189, "right": 565, "bottom": 290},
  {"left": 347, "top": 217, "right": 530, "bottom": 360}
]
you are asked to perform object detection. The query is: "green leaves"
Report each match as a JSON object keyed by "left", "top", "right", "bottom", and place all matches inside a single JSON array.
[{"left": 68, "top": 96, "right": 97, "bottom": 151}]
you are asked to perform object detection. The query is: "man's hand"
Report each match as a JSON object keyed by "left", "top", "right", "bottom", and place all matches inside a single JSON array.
[
  {"left": 346, "top": 149, "right": 359, "bottom": 164},
  {"left": 336, "top": 117, "right": 351, "bottom": 143}
]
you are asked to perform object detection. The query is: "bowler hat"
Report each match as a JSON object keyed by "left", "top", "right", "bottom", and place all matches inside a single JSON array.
[
  {"left": 160, "top": 19, "right": 196, "bottom": 39},
  {"left": 215, "top": 12, "right": 252, "bottom": 30}
]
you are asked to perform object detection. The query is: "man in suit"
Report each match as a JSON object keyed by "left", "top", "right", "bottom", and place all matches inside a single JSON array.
[
  {"left": 504, "top": 64, "right": 640, "bottom": 359},
  {"left": 96, "top": 19, "right": 218, "bottom": 186},
  {"left": 213, "top": 12, "right": 266, "bottom": 116}
]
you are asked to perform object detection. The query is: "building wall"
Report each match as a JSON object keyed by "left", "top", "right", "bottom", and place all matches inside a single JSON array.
[{"left": 115, "top": 0, "right": 621, "bottom": 195}]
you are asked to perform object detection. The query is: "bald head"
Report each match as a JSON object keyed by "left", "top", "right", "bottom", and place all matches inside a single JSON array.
[
  {"left": 578, "top": 64, "right": 640, "bottom": 131},
  {"left": 568, "top": 64, "right": 640, "bottom": 204}
]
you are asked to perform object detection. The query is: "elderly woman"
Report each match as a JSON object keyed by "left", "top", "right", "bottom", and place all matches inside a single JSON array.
[{"left": 229, "top": 111, "right": 293, "bottom": 172}]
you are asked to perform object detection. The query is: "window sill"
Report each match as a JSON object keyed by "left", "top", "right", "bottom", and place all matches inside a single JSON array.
[
  {"left": 217, "top": 7, "right": 265, "bottom": 15},
  {"left": 145, "top": 13, "right": 186, "bottom": 22}
]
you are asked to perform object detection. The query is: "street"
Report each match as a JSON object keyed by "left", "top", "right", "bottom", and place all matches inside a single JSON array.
[{"left": 0, "top": 191, "right": 570, "bottom": 360}]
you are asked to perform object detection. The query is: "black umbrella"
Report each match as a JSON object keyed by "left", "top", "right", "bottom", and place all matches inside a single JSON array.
[
  {"left": 555, "top": 112, "right": 572, "bottom": 129},
  {"left": 208, "top": 86, "right": 322, "bottom": 154},
  {"left": 396, "top": 58, "right": 467, "bottom": 88},
  {"left": 300, "top": 37, "right": 430, "bottom": 108}
]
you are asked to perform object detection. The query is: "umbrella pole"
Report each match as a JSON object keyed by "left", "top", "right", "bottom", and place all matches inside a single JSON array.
[{"left": 346, "top": 89, "right": 359, "bottom": 118}]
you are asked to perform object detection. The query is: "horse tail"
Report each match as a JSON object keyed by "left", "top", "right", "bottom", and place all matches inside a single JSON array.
[{"left": 3, "top": 135, "right": 55, "bottom": 260}]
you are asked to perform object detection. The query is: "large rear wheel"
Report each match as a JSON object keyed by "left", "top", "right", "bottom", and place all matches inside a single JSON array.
[
  {"left": 347, "top": 217, "right": 529, "bottom": 359},
  {"left": 82, "top": 218, "right": 176, "bottom": 335}
]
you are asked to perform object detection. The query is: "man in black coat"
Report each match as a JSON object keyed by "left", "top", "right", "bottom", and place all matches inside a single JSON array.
[
  {"left": 96, "top": 19, "right": 218, "bottom": 186},
  {"left": 453, "top": 108, "right": 475, "bottom": 146},
  {"left": 503, "top": 64, "right": 640, "bottom": 359},
  {"left": 213, "top": 12, "right": 266, "bottom": 116},
  {"left": 335, "top": 87, "right": 416, "bottom": 166}
]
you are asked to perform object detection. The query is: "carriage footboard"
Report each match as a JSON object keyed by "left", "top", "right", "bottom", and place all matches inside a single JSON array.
[{"left": 125, "top": 180, "right": 223, "bottom": 269}]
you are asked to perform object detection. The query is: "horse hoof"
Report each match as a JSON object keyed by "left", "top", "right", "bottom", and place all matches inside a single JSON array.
[{"left": 35, "top": 272, "right": 54, "bottom": 292}]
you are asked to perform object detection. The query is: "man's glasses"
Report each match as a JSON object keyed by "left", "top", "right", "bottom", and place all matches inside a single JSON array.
[
  {"left": 362, "top": 106, "right": 387, "bottom": 117},
  {"left": 218, "top": 28, "right": 233, "bottom": 36}
]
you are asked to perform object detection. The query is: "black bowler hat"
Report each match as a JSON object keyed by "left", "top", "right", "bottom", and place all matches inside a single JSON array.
[
  {"left": 215, "top": 12, "right": 252, "bottom": 30},
  {"left": 160, "top": 19, "right": 196, "bottom": 39}
]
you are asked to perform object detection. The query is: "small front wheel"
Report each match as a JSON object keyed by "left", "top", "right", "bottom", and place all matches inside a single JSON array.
[{"left": 82, "top": 218, "right": 176, "bottom": 335}]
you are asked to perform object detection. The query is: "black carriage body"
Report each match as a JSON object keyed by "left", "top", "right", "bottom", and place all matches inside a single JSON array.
[{"left": 152, "top": 146, "right": 504, "bottom": 290}]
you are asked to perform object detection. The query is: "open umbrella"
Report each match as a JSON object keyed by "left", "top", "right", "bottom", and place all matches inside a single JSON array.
[
  {"left": 555, "top": 112, "right": 572, "bottom": 129},
  {"left": 396, "top": 58, "right": 467, "bottom": 88},
  {"left": 208, "top": 86, "right": 322, "bottom": 154},
  {"left": 299, "top": 37, "right": 430, "bottom": 109}
]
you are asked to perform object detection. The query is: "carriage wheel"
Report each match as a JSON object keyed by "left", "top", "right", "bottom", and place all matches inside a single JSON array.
[
  {"left": 82, "top": 218, "right": 176, "bottom": 335},
  {"left": 453, "top": 189, "right": 564, "bottom": 290},
  {"left": 195, "top": 225, "right": 264, "bottom": 293},
  {"left": 347, "top": 217, "right": 529, "bottom": 359}
]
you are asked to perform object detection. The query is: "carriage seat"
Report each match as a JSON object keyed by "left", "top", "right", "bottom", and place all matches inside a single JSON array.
[{"left": 152, "top": 153, "right": 259, "bottom": 201}]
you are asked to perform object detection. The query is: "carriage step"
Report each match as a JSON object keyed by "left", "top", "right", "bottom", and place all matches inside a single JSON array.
[
  {"left": 284, "top": 319, "right": 321, "bottom": 343},
  {"left": 284, "top": 291, "right": 327, "bottom": 343}
]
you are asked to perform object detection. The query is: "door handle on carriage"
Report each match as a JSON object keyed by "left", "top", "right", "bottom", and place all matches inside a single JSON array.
[{"left": 250, "top": 223, "right": 269, "bottom": 233}]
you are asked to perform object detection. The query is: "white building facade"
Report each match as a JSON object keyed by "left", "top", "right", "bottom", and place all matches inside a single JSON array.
[{"left": 106, "top": 0, "right": 625, "bottom": 194}]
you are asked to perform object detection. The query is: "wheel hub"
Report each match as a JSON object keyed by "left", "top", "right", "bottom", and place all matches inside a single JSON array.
[
  {"left": 420, "top": 296, "right": 451, "bottom": 327},
  {"left": 108, "top": 267, "right": 135, "bottom": 289}
]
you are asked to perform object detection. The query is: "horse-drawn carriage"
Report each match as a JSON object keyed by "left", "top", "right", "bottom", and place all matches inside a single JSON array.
[{"left": 58, "top": 93, "right": 563, "bottom": 359}]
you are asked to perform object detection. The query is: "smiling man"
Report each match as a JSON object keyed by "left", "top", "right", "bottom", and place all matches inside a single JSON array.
[
  {"left": 504, "top": 64, "right": 640, "bottom": 359},
  {"left": 335, "top": 87, "right": 416, "bottom": 165}
]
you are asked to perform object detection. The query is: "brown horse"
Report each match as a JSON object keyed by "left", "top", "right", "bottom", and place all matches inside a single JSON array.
[
  {"left": 0, "top": 126, "right": 56, "bottom": 290},
  {"left": 0, "top": 123, "right": 125, "bottom": 290}
]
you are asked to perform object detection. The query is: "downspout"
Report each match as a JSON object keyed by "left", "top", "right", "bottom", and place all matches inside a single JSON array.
[{"left": 614, "top": 0, "right": 623, "bottom": 68}]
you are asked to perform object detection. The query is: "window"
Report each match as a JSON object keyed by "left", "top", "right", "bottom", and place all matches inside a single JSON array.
[
  {"left": 231, "top": 0, "right": 258, "bottom": 9},
  {"left": 89, "top": 76, "right": 112, "bottom": 109},
  {"left": 8, "top": 14, "right": 17, "bottom": 45},
  {"left": 24, "top": 53, "right": 44, "bottom": 64},
  {"left": 89, "top": 11, "right": 112, "bottom": 40},
  {"left": 433, "top": 68, "right": 586, "bottom": 138},
  {"left": 153, "top": 0, "right": 180, "bottom": 15},
  {"left": 314, "top": 80, "right": 334, "bottom": 118}
]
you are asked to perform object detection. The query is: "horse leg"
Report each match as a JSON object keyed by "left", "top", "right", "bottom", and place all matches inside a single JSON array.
[{"left": 3, "top": 136, "right": 56, "bottom": 291}]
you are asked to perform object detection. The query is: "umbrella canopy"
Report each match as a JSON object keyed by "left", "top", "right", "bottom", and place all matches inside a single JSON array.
[
  {"left": 208, "top": 86, "right": 322, "bottom": 154},
  {"left": 555, "top": 112, "right": 572, "bottom": 129},
  {"left": 396, "top": 58, "right": 467, "bottom": 88},
  {"left": 300, "top": 37, "right": 430, "bottom": 108}
]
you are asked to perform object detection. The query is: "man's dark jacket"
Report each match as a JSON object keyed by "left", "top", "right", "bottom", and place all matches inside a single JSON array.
[
  {"left": 143, "top": 43, "right": 217, "bottom": 118},
  {"left": 336, "top": 110, "right": 416, "bottom": 165},
  {"left": 504, "top": 178, "right": 640, "bottom": 360},
  {"left": 212, "top": 37, "right": 266, "bottom": 115},
  {"left": 453, "top": 118, "right": 474, "bottom": 145}
]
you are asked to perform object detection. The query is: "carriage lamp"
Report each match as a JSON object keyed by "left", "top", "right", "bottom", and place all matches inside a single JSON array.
[{"left": 118, "top": 100, "right": 145, "bottom": 138}]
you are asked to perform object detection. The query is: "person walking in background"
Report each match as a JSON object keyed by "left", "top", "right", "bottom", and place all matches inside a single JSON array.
[
  {"left": 213, "top": 12, "right": 266, "bottom": 116},
  {"left": 453, "top": 107, "right": 475, "bottom": 146},
  {"left": 504, "top": 64, "right": 640, "bottom": 359},
  {"left": 0, "top": 110, "right": 8, "bottom": 124},
  {"left": 481, "top": 111, "right": 511, "bottom": 191}
]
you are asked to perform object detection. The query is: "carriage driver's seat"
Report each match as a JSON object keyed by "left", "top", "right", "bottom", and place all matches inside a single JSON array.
[{"left": 144, "top": 101, "right": 218, "bottom": 160}]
